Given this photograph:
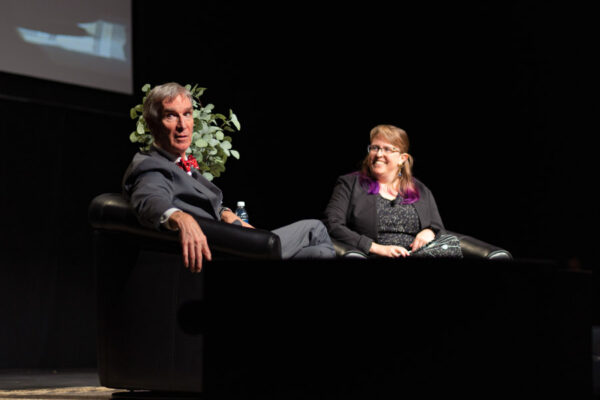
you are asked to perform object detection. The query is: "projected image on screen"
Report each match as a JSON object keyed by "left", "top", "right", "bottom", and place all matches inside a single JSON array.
[{"left": 0, "top": 0, "right": 132, "bottom": 94}]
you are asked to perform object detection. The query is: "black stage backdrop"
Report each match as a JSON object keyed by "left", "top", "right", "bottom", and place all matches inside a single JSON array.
[{"left": 0, "top": 1, "right": 592, "bottom": 368}]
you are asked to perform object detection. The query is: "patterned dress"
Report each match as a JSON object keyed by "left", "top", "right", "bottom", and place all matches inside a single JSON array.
[
  {"left": 376, "top": 195, "right": 420, "bottom": 248},
  {"left": 375, "top": 194, "right": 463, "bottom": 258}
]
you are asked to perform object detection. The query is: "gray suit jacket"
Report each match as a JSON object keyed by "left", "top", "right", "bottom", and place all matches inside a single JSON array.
[
  {"left": 122, "top": 147, "right": 227, "bottom": 230},
  {"left": 323, "top": 172, "right": 445, "bottom": 254}
]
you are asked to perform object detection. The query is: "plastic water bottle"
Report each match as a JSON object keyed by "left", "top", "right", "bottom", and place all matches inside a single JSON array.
[{"left": 235, "top": 201, "right": 249, "bottom": 223}]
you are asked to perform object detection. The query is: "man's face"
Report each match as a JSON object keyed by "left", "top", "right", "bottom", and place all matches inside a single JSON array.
[{"left": 154, "top": 94, "right": 194, "bottom": 158}]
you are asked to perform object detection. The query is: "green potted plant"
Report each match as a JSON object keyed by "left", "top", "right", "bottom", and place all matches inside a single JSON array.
[{"left": 128, "top": 83, "right": 241, "bottom": 181}]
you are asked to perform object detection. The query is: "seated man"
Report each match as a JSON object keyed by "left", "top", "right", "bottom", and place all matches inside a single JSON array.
[{"left": 122, "top": 82, "right": 335, "bottom": 272}]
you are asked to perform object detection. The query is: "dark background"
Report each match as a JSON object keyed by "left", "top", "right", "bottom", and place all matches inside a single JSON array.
[{"left": 0, "top": 1, "right": 591, "bottom": 369}]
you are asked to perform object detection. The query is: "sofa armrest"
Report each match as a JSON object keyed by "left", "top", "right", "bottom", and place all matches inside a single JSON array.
[
  {"left": 88, "top": 193, "right": 281, "bottom": 260},
  {"left": 331, "top": 239, "right": 368, "bottom": 258}
]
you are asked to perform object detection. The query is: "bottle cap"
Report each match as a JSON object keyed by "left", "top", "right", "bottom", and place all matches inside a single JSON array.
[{"left": 237, "top": 201, "right": 245, "bottom": 207}]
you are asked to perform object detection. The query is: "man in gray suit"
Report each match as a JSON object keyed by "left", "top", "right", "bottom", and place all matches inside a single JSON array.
[{"left": 122, "top": 82, "right": 335, "bottom": 272}]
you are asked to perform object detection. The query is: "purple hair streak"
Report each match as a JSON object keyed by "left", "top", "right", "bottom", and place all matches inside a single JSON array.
[{"left": 356, "top": 172, "right": 420, "bottom": 204}]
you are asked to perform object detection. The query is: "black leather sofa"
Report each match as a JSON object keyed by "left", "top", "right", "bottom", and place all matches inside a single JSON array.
[
  {"left": 90, "top": 193, "right": 511, "bottom": 262},
  {"left": 88, "top": 192, "right": 516, "bottom": 396}
]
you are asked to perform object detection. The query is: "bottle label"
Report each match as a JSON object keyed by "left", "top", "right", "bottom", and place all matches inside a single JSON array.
[{"left": 236, "top": 208, "right": 248, "bottom": 223}]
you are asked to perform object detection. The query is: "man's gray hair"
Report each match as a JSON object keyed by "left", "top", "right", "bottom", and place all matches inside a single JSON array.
[{"left": 143, "top": 82, "right": 193, "bottom": 135}]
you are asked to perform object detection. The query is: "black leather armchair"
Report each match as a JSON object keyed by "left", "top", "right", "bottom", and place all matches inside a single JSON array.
[
  {"left": 332, "top": 231, "right": 512, "bottom": 260},
  {"left": 89, "top": 192, "right": 282, "bottom": 394},
  {"left": 89, "top": 193, "right": 281, "bottom": 260}
]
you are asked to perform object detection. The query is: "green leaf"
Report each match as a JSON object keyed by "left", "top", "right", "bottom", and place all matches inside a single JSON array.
[
  {"left": 202, "top": 172, "right": 214, "bottom": 181},
  {"left": 196, "top": 119, "right": 207, "bottom": 131},
  {"left": 229, "top": 110, "right": 241, "bottom": 130},
  {"left": 220, "top": 140, "right": 232, "bottom": 150},
  {"left": 193, "top": 87, "right": 207, "bottom": 97},
  {"left": 195, "top": 138, "right": 208, "bottom": 147},
  {"left": 192, "top": 152, "right": 203, "bottom": 163},
  {"left": 137, "top": 121, "right": 145, "bottom": 134},
  {"left": 215, "top": 131, "right": 224, "bottom": 141},
  {"left": 142, "top": 83, "right": 151, "bottom": 93},
  {"left": 230, "top": 150, "right": 240, "bottom": 159},
  {"left": 129, "top": 131, "right": 138, "bottom": 142},
  {"left": 130, "top": 108, "right": 138, "bottom": 119},
  {"left": 134, "top": 104, "right": 143, "bottom": 112}
]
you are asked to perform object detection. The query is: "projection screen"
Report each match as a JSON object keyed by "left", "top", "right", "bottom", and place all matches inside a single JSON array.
[{"left": 0, "top": 0, "right": 133, "bottom": 94}]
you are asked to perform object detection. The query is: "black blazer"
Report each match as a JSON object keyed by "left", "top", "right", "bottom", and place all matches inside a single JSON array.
[{"left": 323, "top": 173, "right": 445, "bottom": 254}]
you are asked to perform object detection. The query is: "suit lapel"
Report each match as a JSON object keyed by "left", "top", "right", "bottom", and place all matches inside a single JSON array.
[
  {"left": 190, "top": 169, "right": 222, "bottom": 199},
  {"left": 149, "top": 147, "right": 223, "bottom": 213}
]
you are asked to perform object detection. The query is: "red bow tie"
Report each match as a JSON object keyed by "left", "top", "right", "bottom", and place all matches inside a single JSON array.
[{"left": 176, "top": 155, "right": 199, "bottom": 173}]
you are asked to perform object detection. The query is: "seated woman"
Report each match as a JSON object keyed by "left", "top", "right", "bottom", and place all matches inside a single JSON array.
[{"left": 323, "top": 124, "right": 462, "bottom": 259}]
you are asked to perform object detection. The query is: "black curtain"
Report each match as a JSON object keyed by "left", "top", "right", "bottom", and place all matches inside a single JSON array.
[{"left": 0, "top": 1, "right": 591, "bottom": 368}]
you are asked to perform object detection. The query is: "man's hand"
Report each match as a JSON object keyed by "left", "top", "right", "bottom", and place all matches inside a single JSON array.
[
  {"left": 168, "top": 211, "right": 212, "bottom": 272},
  {"left": 220, "top": 209, "right": 255, "bottom": 229}
]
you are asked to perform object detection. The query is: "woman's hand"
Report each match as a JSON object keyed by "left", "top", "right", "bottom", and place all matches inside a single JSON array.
[
  {"left": 410, "top": 228, "right": 435, "bottom": 252},
  {"left": 370, "top": 242, "right": 410, "bottom": 258}
]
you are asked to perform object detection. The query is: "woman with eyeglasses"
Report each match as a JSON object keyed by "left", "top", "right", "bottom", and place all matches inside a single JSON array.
[{"left": 323, "top": 124, "right": 462, "bottom": 258}]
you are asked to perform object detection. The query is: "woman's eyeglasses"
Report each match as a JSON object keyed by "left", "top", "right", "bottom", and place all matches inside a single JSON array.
[{"left": 367, "top": 145, "right": 400, "bottom": 154}]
